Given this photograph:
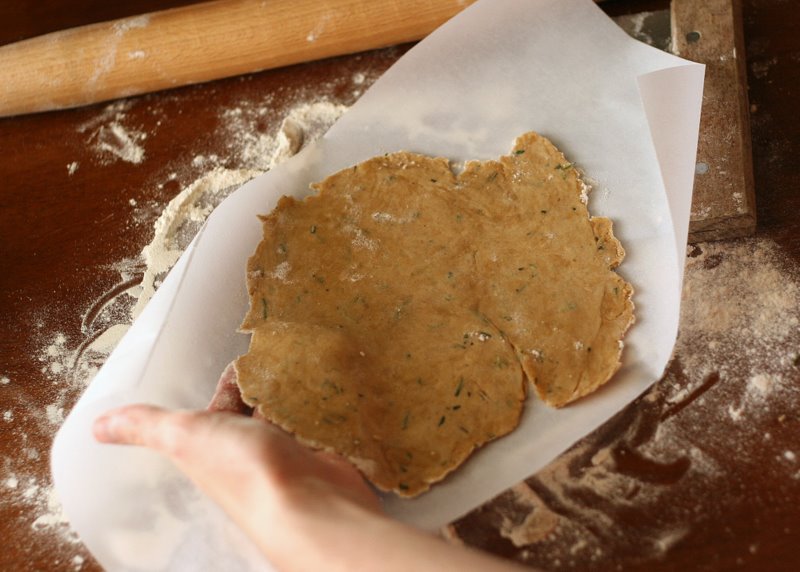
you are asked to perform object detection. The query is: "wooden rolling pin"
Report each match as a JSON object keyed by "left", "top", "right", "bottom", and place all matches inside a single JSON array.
[{"left": 0, "top": 0, "right": 476, "bottom": 117}]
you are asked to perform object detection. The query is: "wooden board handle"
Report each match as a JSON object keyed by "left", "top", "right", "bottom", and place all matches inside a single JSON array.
[{"left": 0, "top": 0, "right": 476, "bottom": 117}]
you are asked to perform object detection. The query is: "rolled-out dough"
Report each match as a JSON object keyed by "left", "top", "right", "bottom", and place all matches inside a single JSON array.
[{"left": 236, "top": 132, "right": 634, "bottom": 496}]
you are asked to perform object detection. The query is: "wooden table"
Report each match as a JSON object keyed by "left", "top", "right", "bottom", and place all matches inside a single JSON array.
[{"left": 1, "top": 1, "right": 797, "bottom": 570}]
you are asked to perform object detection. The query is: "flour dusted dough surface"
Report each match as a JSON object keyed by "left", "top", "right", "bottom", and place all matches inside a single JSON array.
[{"left": 236, "top": 132, "right": 634, "bottom": 497}]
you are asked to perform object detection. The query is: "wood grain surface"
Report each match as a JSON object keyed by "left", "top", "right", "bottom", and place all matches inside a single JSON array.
[
  {"left": 673, "top": 0, "right": 757, "bottom": 242},
  {"left": 0, "top": 0, "right": 477, "bottom": 116},
  {"left": 1, "top": 1, "right": 798, "bottom": 571}
]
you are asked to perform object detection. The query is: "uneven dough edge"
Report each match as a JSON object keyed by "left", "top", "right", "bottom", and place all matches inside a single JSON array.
[{"left": 234, "top": 131, "right": 635, "bottom": 496}]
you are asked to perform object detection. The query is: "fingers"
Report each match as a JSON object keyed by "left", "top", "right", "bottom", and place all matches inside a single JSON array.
[
  {"left": 93, "top": 405, "right": 280, "bottom": 501},
  {"left": 93, "top": 404, "right": 222, "bottom": 454},
  {"left": 311, "top": 451, "right": 383, "bottom": 513},
  {"left": 207, "top": 361, "right": 252, "bottom": 414},
  {"left": 94, "top": 405, "right": 289, "bottom": 553},
  {"left": 93, "top": 404, "right": 264, "bottom": 463},
  {"left": 93, "top": 404, "right": 172, "bottom": 447},
  {"left": 92, "top": 403, "right": 383, "bottom": 555},
  {"left": 92, "top": 404, "right": 260, "bottom": 476}
]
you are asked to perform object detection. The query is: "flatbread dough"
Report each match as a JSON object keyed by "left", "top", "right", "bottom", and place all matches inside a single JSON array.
[{"left": 235, "top": 132, "right": 634, "bottom": 496}]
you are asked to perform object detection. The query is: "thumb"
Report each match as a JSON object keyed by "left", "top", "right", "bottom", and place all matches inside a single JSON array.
[{"left": 93, "top": 405, "right": 288, "bottom": 533}]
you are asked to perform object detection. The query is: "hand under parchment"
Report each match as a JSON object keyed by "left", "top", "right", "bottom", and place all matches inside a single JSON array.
[{"left": 92, "top": 365, "right": 529, "bottom": 572}]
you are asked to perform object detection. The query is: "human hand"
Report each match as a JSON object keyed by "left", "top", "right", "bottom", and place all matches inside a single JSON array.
[
  {"left": 92, "top": 363, "right": 530, "bottom": 572},
  {"left": 93, "top": 403, "right": 381, "bottom": 569}
]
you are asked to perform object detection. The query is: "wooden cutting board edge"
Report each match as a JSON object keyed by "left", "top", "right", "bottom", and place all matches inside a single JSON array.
[{"left": 672, "top": 0, "right": 757, "bottom": 244}]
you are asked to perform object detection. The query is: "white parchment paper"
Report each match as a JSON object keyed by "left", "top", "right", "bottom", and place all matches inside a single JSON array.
[{"left": 52, "top": 0, "right": 704, "bottom": 569}]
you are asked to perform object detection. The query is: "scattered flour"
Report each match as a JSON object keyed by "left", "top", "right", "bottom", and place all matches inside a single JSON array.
[
  {"left": 36, "top": 96, "right": 352, "bottom": 399},
  {"left": 447, "top": 236, "right": 800, "bottom": 570},
  {"left": 112, "top": 14, "right": 150, "bottom": 33},
  {"left": 131, "top": 166, "right": 261, "bottom": 318},
  {"left": 223, "top": 100, "right": 347, "bottom": 170},
  {"left": 612, "top": 10, "right": 671, "bottom": 52},
  {"left": 305, "top": 13, "right": 331, "bottom": 43},
  {"left": 11, "top": 53, "right": 386, "bottom": 572},
  {"left": 46, "top": 404, "right": 66, "bottom": 426},
  {"left": 79, "top": 100, "right": 147, "bottom": 165},
  {"left": 1, "top": 468, "right": 78, "bottom": 544},
  {"left": 31, "top": 487, "right": 72, "bottom": 532},
  {"left": 270, "top": 261, "right": 292, "bottom": 282},
  {"left": 678, "top": 239, "right": 800, "bottom": 423},
  {"left": 19, "top": 96, "right": 353, "bottom": 438},
  {"left": 126, "top": 98, "right": 348, "bottom": 317},
  {"left": 92, "top": 121, "right": 146, "bottom": 164},
  {"left": 8, "top": 92, "right": 354, "bottom": 570},
  {"left": 88, "top": 323, "right": 131, "bottom": 354},
  {"left": 17, "top": 54, "right": 798, "bottom": 566}
]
